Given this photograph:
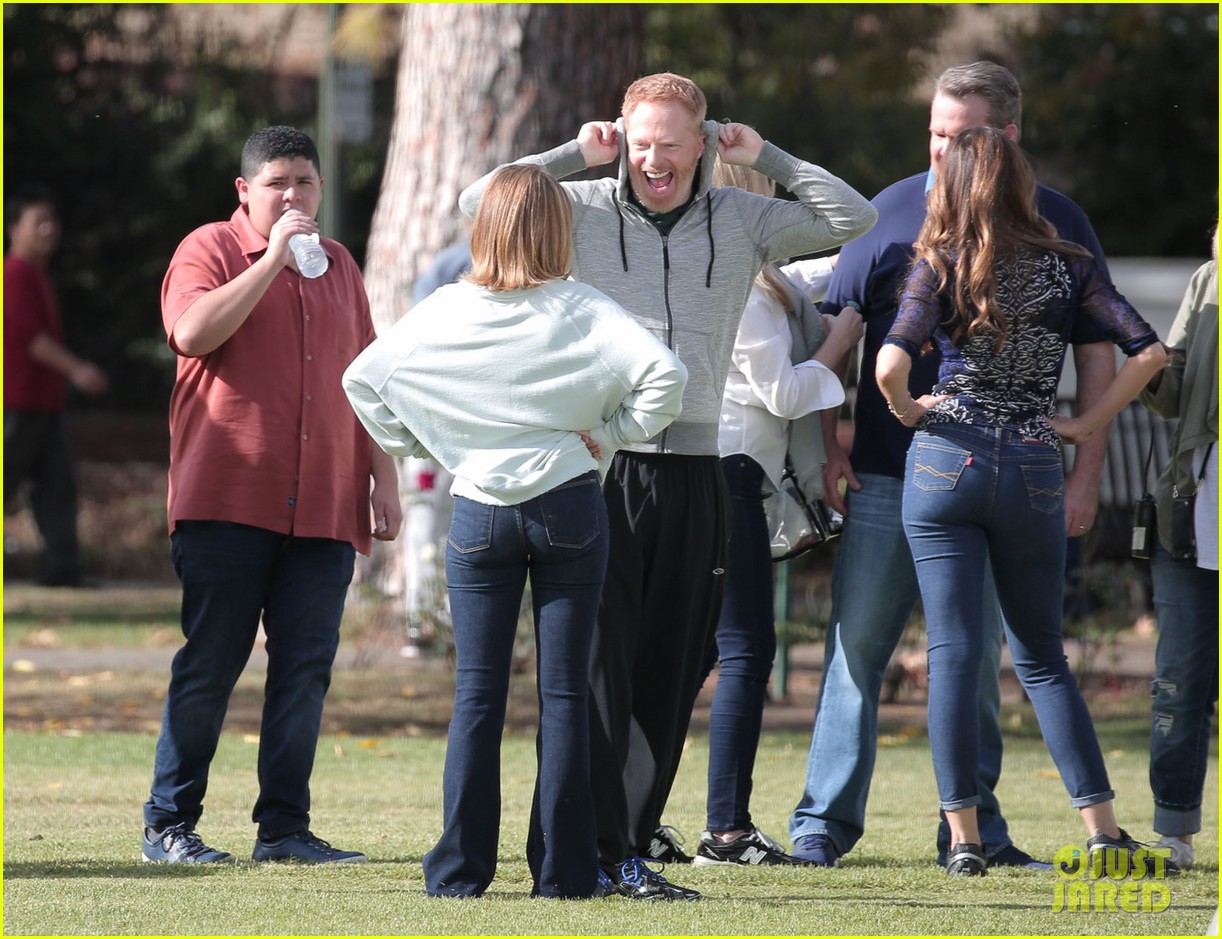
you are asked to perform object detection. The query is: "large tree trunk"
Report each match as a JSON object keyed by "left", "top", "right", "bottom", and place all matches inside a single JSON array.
[
  {"left": 357, "top": 4, "right": 643, "bottom": 603},
  {"left": 364, "top": 3, "right": 643, "bottom": 332}
]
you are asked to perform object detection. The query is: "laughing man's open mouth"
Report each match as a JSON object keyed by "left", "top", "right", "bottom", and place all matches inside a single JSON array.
[{"left": 645, "top": 171, "right": 672, "bottom": 192}]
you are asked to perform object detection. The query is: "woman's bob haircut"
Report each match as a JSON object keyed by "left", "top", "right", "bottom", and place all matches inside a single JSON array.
[{"left": 466, "top": 164, "right": 573, "bottom": 291}]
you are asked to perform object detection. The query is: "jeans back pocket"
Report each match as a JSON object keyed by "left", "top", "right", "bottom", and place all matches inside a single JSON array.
[
  {"left": 447, "top": 498, "right": 496, "bottom": 554},
  {"left": 1021, "top": 462, "right": 1064, "bottom": 515},
  {"left": 911, "top": 440, "right": 971, "bottom": 492},
  {"left": 540, "top": 474, "right": 602, "bottom": 549}
]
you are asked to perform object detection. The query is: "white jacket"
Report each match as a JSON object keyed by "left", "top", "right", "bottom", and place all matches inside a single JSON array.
[
  {"left": 717, "top": 259, "right": 844, "bottom": 489},
  {"left": 343, "top": 279, "right": 687, "bottom": 505}
]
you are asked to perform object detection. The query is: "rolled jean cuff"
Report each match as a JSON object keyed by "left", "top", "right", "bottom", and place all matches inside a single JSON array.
[
  {"left": 1069, "top": 789, "right": 1116, "bottom": 809},
  {"left": 1154, "top": 804, "right": 1202, "bottom": 837},
  {"left": 939, "top": 795, "right": 983, "bottom": 812}
]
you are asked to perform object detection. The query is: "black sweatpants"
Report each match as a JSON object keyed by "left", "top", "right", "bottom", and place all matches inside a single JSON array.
[{"left": 588, "top": 451, "right": 731, "bottom": 866}]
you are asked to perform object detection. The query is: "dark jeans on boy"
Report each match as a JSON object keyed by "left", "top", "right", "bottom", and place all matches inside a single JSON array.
[{"left": 144, "top": 520, "right": 355, "bottom": 838}]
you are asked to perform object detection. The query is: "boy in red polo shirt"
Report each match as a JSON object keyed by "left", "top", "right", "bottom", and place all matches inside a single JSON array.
[{"left": 141, "top": 126, "right": 401, "bottom": 864}]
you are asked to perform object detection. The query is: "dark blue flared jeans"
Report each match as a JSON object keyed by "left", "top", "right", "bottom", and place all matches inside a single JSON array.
[
  {"left": 423, "top": 472, "right": 607, "bottom": 899},
  {"left": 144, "top": 520, "right": 355, "bottom": 839}
]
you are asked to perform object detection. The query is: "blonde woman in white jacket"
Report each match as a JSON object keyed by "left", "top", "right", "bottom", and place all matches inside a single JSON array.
[
  {"left": 691, "top": 160, "right": 863, "bottom": 867},
  {"left": 344, "top": 166, "right": 686, "bottom": 900}
]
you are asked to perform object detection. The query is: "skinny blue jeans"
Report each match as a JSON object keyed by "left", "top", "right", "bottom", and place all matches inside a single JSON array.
[
  {"left": 902, "top": 425, "right": 1114, "bottom": 812},
  {"left": 704, "top": 454, "right": 776, "bottom": 832},
  {"left": 1149, "top": 541, "right": 1218, "bottom": 836},
  {"left": 423, "top": 473, "right": 606, "bottom": 899},
  {"left": 788, "top": 473, "right": 1010, "bottom": 858}
]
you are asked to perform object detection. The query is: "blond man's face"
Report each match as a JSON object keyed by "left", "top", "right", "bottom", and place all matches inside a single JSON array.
[{"left": 624, "top": 101, "right": 706, "bottom": 213}]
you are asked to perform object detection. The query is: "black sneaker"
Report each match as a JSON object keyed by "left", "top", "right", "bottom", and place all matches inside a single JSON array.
[
  {"left": 946, "top": 842, "right": 987, "bottom": 876},
  {"left": 646, "top": 825, "right": 694, "bottom": 864},
  {"left": 252, "top": 830, "right": 368, "bottom": 863},
  {"left": 604, "top": 857, "right": 702, "bottom": 901},
  {"left": 693, "top": 827, "right": 807, "bottom": 866},
  {"left": 1087, "top": 828, "right": 1181, "bottom": 878},
  {"left": 142, "top": 823, "right": 234, "bottom": 863}
]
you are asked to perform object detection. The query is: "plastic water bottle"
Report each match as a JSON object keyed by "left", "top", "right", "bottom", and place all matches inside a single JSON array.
[{"left": 289, "top": 232, "right": 328, "bottom": 279}]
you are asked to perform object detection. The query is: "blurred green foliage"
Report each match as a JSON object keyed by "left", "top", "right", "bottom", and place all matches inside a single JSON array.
[
  {"left": 645, "top": 3, "right": 1218, "bottom": 256},
  {"left": 1015, "top": 4, "right": 1219, "bottom": 256},
  {"left": 3, "top": 4, "right": 1216, "bottom": 414},
  {"left": 643, "top": 5, "right": 951, "bottom": 199},
  {"left": 3, "top": 4, "right": 393, "bottom": 412}
]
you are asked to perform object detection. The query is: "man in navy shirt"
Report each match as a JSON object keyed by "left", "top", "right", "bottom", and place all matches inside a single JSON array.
[{"left": 789, "top": 61, "right": 1116, "bottom": 869}]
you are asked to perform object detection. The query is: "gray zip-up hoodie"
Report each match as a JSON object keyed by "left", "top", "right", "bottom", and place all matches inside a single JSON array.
[{"left": 459, "top": 120, "right": 876, "bottom": 456}]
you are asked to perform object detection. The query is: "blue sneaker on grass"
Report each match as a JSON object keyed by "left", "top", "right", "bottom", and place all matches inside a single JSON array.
[
  {"left": 252, "top": 830, "right": 367, "bottom": 863},
  {"left": 990, "top": 844, "right": 1054, "bottom": 871},
  {"left": 603, "top": 856, "right": 701, "bottom": 900},
  {"left": 936, "top": 842, "right": 1054, "bottom": 870},
  {"left": 791, "top": 833, "right": 840, "bottom": 867},
  {"left": 593, "top": 868, "right": 618, "bottom": 897},
  {"left": 143, "top": 823, "right": 234, "bottom": 863}
]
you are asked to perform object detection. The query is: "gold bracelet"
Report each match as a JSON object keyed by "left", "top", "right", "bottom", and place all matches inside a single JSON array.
[{"left": 888, "top": 398, "right": 914, "bottom": 421}]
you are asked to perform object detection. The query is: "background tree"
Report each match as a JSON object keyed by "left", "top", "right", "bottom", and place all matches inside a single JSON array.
[
  {"left": 362, "top": 3, "right": 643, "bottom": 332},
  {"left": 356, "top": 3, "right": 643, "bottom": 590},
  {"left": 3, "top": 3, "right": 1216, "bottom": 424}
]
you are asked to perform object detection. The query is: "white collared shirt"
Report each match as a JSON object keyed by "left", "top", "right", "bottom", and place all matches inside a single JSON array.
[{"left": 718, "top": 259, "right": 845, "bottom": 488}]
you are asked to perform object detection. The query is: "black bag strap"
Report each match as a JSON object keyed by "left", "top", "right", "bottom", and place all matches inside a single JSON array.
[
  {"left": 1169, "top": 440, "right": 1215, "bottom": 499},
  {"left": 1194, "top": 441, "right": 1215, "bottom": 493},
  {"left": 1140, "top": 435, "right": 1156, "bottom": 499}
]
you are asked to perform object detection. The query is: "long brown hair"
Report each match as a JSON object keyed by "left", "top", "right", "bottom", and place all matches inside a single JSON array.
[
  {"left": 914, "top": 125, "right": 1087, "bottom": 349},
  {"left": 466, "top": 164, "right": 572, "bottom": 291}
]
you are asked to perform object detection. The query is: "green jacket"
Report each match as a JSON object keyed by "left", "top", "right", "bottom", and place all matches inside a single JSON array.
[{"left": 1139, "top": 259, "right": 1218, "bottom": 552}]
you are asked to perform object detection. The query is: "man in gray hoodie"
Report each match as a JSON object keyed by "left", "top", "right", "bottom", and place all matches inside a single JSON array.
[{"left": 460, "top": 72, "right": 875, "bottom": 900}]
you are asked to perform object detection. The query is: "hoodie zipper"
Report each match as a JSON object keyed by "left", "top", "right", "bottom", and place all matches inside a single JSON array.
[
  {"left": 661, "top": 234, "right": 674, "bottom": 348},
  {"left": 659, "top": 233, "right": 673, "bottom": 451}
]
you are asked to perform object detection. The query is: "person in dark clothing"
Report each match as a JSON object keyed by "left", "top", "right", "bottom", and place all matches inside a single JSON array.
[
  {"left": 4, "top": 186, "right": 108, "bottom": 587},
  {"left": 460, "top": 72, "right": 875, "bottom": 900}
]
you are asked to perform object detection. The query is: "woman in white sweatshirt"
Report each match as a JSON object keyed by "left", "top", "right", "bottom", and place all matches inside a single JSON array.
[{"left": 343, "top": 165, "right": 686, "bottom": 900}]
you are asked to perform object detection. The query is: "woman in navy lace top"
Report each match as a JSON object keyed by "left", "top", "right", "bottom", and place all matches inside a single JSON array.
[{"left": 875, "top": 126, "right": 1169, "bottom": 876}]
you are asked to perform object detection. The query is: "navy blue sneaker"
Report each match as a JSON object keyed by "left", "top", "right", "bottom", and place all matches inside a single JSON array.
[
  {"left": 252, "top": 830, "right": 367, "bottom": 863},
  {"left": 990, "top": 844, "right": 1053, "bottom": 871},
  {"left": 142, "top": 823, "right": 234, "bottom": 863},
  {"left": 791, "top": 833, "right": 840, "bottom": 867},
  {"left": 604, "top": 857, "right": 701, "bottom": 901}
]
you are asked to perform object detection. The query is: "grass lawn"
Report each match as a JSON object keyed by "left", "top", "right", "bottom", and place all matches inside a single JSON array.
[
  {"left": 3, "top": 585, "right": 1216, "bottom": 934},
  {"left": 3, "top": 717, "right": 1216, "bottom": 936}
]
